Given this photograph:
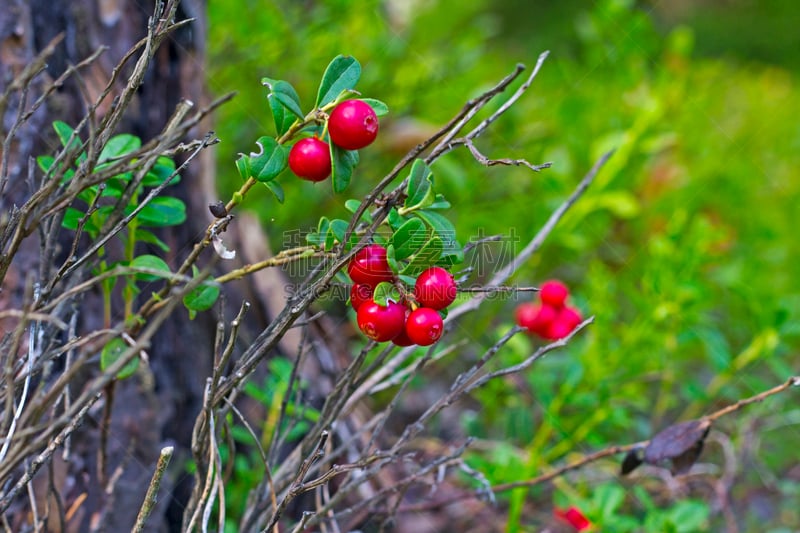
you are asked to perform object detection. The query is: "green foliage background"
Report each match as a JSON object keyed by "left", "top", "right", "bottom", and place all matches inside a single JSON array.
[{"left": 206, "top": 0, "right": 800, "bottom": 530}]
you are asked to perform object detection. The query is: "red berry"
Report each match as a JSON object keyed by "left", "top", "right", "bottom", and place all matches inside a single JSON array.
[
  {"left": 348, "top": 244, "right": 393, "bottom": 287},
  {"left": 515, "top": 302, "right": 557, "bottom": 336},
  {"left": 405, "top": 308, "right": 444, "bottom": 346},
  {"left": 540, "top": 280, "right": 569, "bottom": 308},
  {"left": 357, "top": 299, "right": 406, "bottom": 342},
  {"left": 288, "top": 137, "right": 331, "bottom": 182},
  {"left": 414, "top": 267, "right": 457, "bottom": 310},
  {"left": 554, "top": 506, "right": 592, "bottom": 531},
  {"left": 350, "top": 283, "right": 373, "bottom": 311},
  {"left": 392, "top": 314, "right": 415, "bottom": 346},
  {"left": 328, "top": 99, "right": 379, "bottom": 150},
  {"left": 559, "top": 306, "right": 583, "bottom": 330},
  {"left": 543, "top": 320, "right": 573, "bottom": 340}
]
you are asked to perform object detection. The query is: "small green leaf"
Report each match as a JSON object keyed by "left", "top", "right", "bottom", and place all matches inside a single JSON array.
[
  {"left": 307, "top": 217, "right": 330, "bottom": 247},
  {"left": 428, "top": 194, "right": 451, "bottom": 210},
  {"left": 183, "top": 273, "right": 220, "bottom": 315},
  {"left": 262, "top": 78, "right": 304, "bottom": 119},
  {"left": 62, "top": 207, "right": 85, "bottom": 231},
  {"left": 344, "top": 199, "right": 361, "bottom": 213},
  {"left": 263, "top": 180, "right": 285, "bottom": 203},
  {"left": 37, "top": 155, "right": 55, "bottom": 173},
  {"left": 328, "top": 219, "right": 348, "bottom": 243},
  {"left": 401, "top": 235, "right": 443, "bottom": 275},
  {"left": 136, "top": 196, "right": 187, "bottom": 227},
  {"left": 359, "top": 98, "right": 389, "bottom": 117},
  {"left": 53, "top": 121, "right": 80, "bottom": 150},
  {"left": 344, "top": 199, "right": 372, "bottom": 223},
  {"left": 386, "top": 244, "right": 400, "bottom": 274},
  {"left": 235, "top": 153, "right": 251, "bottom": 181},
  {"left": 404, "top": 159, "right": 435, "bottom": 212},
  {"left": 387, "top": 208, "right": 405, "bottom": 231},
  {"left": 268, "top": 94, "right": 294, "bottom": 137},
  {"left": 316, "top": 55, "right": 361, "bottom": 107},
  {"left": 143, "top": 157, "right": 178, "bottom": 187},
  {"left": 389, "top": 218, "right": 428, "bottom": 260},
  {"left": 99, "top": 134, "right": 141, "bottom": 162},
  {"left": 101, "top": 337, "right": 139, "bottom": 380},
  {"left": 249, "top": 136, "right": 288, "bottom": 182},
  {"left": 331, "top": 144, "right": 359, "bottom": 193},
  {"left": 373, "top": 281, "right": 401, "bottom": 307},
  {"left": 135, "top": 228, "right": 170, "bottom": 252},
  {"left": 129, "top": 254, "right": 171, "bottom": 282},
  {"left": 415, "top": 209, "right": 462, "bottom": 264},
  {"left": 397, "top": 274, "right": 417, "bottom": 286}
]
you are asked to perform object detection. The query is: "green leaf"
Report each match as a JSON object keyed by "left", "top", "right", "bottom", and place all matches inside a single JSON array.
[
  {"left": 62, "top": 207, "right": 85, "bottom": 231},
  {"left": 37, "top": 155, "right": 55, "bottom": 173},
  {"left": 400, "top": 235, "right": 443, "bottom": 275},
  {"left": 235, "top": 153, "right": 251, "bottom": 181},
  {"left": 373, "top": 281, "right": 401, "bottom": 307},
  {"left": 99, "top": 134, "right": 141, "bottom": 162},
  {"left": 386, "top": 244, "right": 400, "bottom": 274},
  {"left": 359, "top": 98, "right": 389, "bottom": 117},
  {"left": 268, "top": 95, "right": 294, "bottom": 137},
  {"left": 53, "top": 121, "right": 80, "bottom": 150},
  {"left": 344, "top": 199, "right": 373, "bottom": 223},
  {"left": 262, "top": 78, "right": 304, "bottom": 119},
  {"left": 428, "top": 194, "right": 451, "bottom": 210},
  {"left": 263, "top": 180, "right": 285, "bottom": 203},
  {"left": 306, "top": 217, "right": 330, "bottom": 247},
  {"left": 328, "top": 218, "right": 348, "bottom": 243},
  {"left": 331, "top": 218, "right": 359, "bottom": 250},
  {"left": 136, "top": 196, "right": 187, "bottom": 227},
  {"left": 331, "top": 144, "right": 359, "bottom": 193},
  {"left": 101, "top": 337, "right": 139, "bottom": 380},
  {"left": 415, "top": 209, "right": 463, "bottom": 265},
  {"left": 183, "top": 272, "right": 220, "bottom": 315},
  {"left": 404, "top": 159, "right": 436, "bottom": 212},
  {"left": 316, "top": 55, "right": 361, "bottom": 107},
  {"left": 387, "top": 208, "right": 405, "bottom": 231},
  {"left": 397, "top": 274, "right": 417, "bottom": 286},
  {"left": 389, "top": 218, "right": 428, "bottom": 260},
  {"left": 129, "top": 254, "right": 171, "bottom": 282},
  {"left": 248, "top": 136, "right": 288, "bottom": 182},
  {"left": 135, "top": 228, "right": 170, "bottom": 252},
  {"left": 143, "top": 157, "right": 178, "bottom": 187}
]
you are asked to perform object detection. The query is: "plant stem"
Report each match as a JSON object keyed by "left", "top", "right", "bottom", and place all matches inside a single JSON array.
[{"left": 132, "top": 446, "right": 174, "bottom": 533}]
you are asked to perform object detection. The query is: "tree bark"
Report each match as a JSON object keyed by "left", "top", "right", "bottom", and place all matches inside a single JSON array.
[{"left": 1, "top": 1, "right": 214, "bottom": 530}]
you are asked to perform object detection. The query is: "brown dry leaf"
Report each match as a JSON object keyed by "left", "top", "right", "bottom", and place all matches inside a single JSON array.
[{"left": 643, "top": 419, "right": 711, "bottom": 475}]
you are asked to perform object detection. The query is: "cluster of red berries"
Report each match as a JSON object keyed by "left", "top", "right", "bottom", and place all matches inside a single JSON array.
[
  {"left": 288, "top": 99, "right": 379, "bottom": 182},
  {"left": 515, "top": 280, "right": 582, "bottom": 340},
  {"left": 348, "top": 244, "right": 457, "bottom": 347}
]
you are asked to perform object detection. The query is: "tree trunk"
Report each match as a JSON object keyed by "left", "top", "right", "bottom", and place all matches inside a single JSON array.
[{"left": 1, "top": 1, "right": 215, "bottom": 530}]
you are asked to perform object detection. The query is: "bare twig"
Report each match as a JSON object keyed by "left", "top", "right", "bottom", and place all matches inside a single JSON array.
[
  {"left": 262, "top": 431, "right": 330, "bottom": 532},
  {"left": 132, "top": 446, "right": 174, "bottom": 533}
]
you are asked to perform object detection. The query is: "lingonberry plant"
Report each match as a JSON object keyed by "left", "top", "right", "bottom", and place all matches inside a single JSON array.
[{"left": 4, "top": 14, "right": 794, "bottom": 530}]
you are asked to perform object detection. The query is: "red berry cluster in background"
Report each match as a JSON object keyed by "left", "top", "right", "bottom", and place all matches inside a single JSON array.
[
  {"left": 515, "top": 280, "right": 582, "bottom": 340},
  {"left": 553, "top": 505, "right": 592, "bottom": 531},
  {"left": 288, "top": 99, "right": 379, "bottom": 182},
  {"left": 348, "top": 245, "right": 457, "bottom": 347}
]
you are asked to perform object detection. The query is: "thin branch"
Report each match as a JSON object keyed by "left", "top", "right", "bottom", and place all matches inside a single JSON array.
[
  {"left": 262, "top": 431, "right": 330, "bottom": 532},
  {"left": 132, "top": 446, "right": 174, "bottom": 533},
  {"left": 461, "top": 138, "right": 552, "bottom": 172}
]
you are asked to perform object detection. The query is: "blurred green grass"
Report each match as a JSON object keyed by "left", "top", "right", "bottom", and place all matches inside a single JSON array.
[{"left": 206, "top": 0, "right": 800, "bottom": 530}]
